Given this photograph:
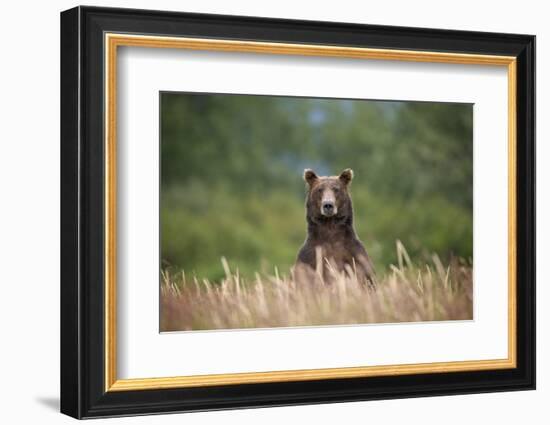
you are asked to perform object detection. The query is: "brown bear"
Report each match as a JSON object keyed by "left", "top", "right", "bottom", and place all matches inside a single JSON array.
[{"left": 294, "top": 168, "right": 376, "bottom": 287}]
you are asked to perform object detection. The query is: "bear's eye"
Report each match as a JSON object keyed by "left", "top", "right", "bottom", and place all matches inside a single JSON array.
[{"left": 332, "top": 186, "right": 340, "bottom": 192}]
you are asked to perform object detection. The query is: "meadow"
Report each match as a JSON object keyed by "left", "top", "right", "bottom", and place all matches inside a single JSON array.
[{"left": 160, "top": 242, "right": 473, "bottom": 332}]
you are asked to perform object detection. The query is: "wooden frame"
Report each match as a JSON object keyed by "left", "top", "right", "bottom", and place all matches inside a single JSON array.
[{"left": 61, "top": 5, "right": 535, "bottom": 419}]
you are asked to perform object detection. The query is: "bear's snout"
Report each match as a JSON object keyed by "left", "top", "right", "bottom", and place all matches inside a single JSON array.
[
  {"left": 320, "top": 187, "right": 338, "bottom": 217},
  {"left": 322, "top": 201, "right": 336, "bottom": 216}
]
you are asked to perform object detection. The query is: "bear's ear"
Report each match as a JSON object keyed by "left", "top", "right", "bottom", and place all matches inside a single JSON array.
[
  {"left": 303, "top": 169, "right": 319, "bottom": 187},
  {"left": 339, "top": 168, "right": 353, "bottom": 186}
]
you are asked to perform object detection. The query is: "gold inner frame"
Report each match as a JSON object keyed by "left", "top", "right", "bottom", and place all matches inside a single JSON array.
[{"left": 104, "top": 33, "right": 517, "bottom": 392}]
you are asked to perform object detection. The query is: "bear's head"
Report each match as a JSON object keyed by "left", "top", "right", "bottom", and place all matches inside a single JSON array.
[{"left": 303, "top": 168, "right": 354, "bottom": 222}]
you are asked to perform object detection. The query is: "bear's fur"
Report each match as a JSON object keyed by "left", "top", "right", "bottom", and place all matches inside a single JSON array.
[{"left": 294, "top": 168, "right": 376, "bottom": 287}]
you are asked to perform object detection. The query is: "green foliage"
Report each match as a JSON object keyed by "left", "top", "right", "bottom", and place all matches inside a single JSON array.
[{"left": 161, "top": 93, "right": 472, "bottom": 280}]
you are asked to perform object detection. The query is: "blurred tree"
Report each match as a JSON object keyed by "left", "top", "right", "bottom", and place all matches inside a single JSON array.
[{"left": 160, "top": 93, "right": 472, "bottom": 280}]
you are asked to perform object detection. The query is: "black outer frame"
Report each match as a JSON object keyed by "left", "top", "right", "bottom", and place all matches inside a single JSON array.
[{"left": 60, "top": 5, "right": 536, "bottom": 419}]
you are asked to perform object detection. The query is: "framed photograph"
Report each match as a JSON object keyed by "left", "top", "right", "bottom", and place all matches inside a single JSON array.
[{"left": 60, "top": 6, "right": 535, "bottom": 419}]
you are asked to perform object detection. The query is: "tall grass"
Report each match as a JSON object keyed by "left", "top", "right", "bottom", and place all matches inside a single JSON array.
[{"left": 160, "top": 242, "right": 473, "bottom": 332}]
